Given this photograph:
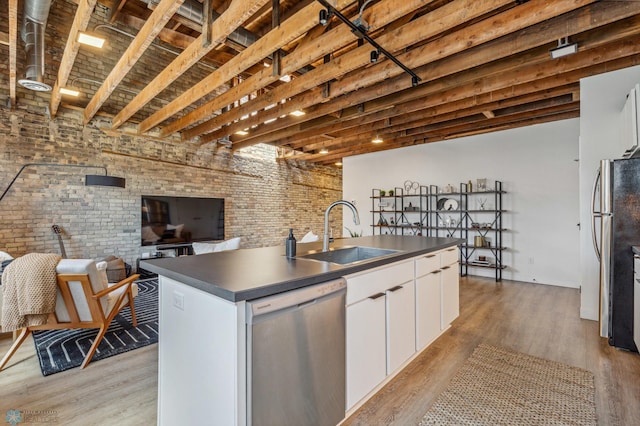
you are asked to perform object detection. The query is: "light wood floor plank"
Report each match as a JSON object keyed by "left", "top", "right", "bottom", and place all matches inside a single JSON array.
[{"left": 0, "top": 276, "right": 638, "bottom": 425}]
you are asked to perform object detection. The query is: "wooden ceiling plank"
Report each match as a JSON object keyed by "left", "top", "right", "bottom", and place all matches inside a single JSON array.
[
  {"left": 211, "top": 0, "right": 596, "bottom": 144},
  {"left": 294, "top": 87, "right": 578, "bottom": 151},
  {"left": 50, "top": 0, "right": 99, "bottom": 118},
  {"left": 82, "top": 0, "right": 187, "bottom": 124},
  {"left": 195, "top": 0, "right": 516, "bottom": 143},
  {"left": 8, "top": 0, "right": 18, "bottom": 107},
  {"left": 111, "top": 0, "right": 269, "bottom": 129},
  {"left": 310, "top": 106, "right": 580, "bottom": 163},
  {"left": 178, "top": 0, "right": 431, "bottom": 141},
  {"left": 0, "top": 32, "right": 9, "bottom": 46},
  {"left": 308, "top": 46, "right": 640, "bottom": 163},
  {"left": 141, "top": 0, "right": 358, "bottom": 136},
  {"left": 307, "top": 36, "right": 640, "bottom": 156},
  {"left": 232, "top": 0, "right": 640, "bottom": 149}
]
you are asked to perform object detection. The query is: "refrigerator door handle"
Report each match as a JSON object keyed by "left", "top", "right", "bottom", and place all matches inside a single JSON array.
[{"left": 591, "top": 167, "right": 602, "bottom": 261}]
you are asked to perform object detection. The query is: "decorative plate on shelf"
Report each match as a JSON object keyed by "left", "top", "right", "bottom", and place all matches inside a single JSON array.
[
  {"left": 437, "top": 198, "right": 448, "bottom": 210},
  {"left": 443, "top": 199, "right": 459, "bottom": 211}
]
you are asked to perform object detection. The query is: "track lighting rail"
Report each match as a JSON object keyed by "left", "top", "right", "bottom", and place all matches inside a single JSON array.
[{"left": 315, "top": 0, "right": 421, "bottom": 87}]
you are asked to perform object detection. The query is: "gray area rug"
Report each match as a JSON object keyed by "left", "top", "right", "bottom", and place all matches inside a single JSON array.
[
  {"left": 32, "top": 278, "right": 158, "bottom": 376},
  {"left": 419, "top": 344, "right": 597, "bottom": 425}
]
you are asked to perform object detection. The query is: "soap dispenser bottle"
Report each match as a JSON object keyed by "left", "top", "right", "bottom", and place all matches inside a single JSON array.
[{"left": 285, "top": 228, "right": 297, "bottom": 258}]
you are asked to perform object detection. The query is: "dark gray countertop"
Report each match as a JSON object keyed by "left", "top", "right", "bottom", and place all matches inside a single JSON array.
[{"left": 140, "top": 235, "right": 463, "bottom": 302}]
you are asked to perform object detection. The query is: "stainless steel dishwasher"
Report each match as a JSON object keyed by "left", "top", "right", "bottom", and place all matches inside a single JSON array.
[{"left": 246, "top": 278, "right": 346, "bottom": 426}]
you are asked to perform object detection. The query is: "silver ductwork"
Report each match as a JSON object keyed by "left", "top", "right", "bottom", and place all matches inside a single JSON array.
[
  {"left": 147, "top": 0, "right": 259, "bottom": 48},
  {"left": 19, "top": 0, "right": 53, "bottom": 92}
]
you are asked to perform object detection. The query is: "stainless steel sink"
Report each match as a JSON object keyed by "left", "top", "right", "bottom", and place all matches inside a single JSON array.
[{"left": 297, "top": 246, "right": 400, "bottom": 265}]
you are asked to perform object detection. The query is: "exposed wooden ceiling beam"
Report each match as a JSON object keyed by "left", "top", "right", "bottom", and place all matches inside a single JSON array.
[
  {"left": 205, "top": 0, "right": 595, "bottom": 145},
  {"left": 50, "top": 0, "right": 99, "bottom": 118},
  {"left": 196, "top": 0, "right": 516, "bottom": 144},
  {"left": 232, "top": 0, "right": 640, "bottom": 149},
  {"left": 8, "top": 0, "right": 18, "bottom": 107},
  {"left": 303, "top": 37, "right": 640, "bottom": 163},
  {"left": 0, "top": 32, "right": 8, "bottom": 46},
  {"left": 173, "top": 0, "right": 431, "bottom": 141},
  {"left": 140, "top": 0, "right": 358, "bottom": 135},
  {"left": 295, "top": 86, "right": 579, "bottom": 151},
  {"left": 110, "top": 0, "right": 270, "bottom": 129},
  {"left": 82, "top": 0, "right": 187, "bottom": 124},
  {"left": 109, "top": 0, "right": 128, "bottom": 23}
]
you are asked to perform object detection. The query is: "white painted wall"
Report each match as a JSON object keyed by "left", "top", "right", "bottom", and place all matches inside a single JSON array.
[
  {"left": 343, "top": 119, "right": 580, "bottom": 288},
  {"left": 579, "top": 65, "right": 640, "bottom": 320}
]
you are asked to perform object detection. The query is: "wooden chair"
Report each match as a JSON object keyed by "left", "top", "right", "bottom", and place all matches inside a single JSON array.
[{"left": 0, "top": 259, "right": 140, "bottom": 370}]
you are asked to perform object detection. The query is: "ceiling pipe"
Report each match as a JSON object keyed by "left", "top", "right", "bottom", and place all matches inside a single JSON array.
[
  {"left": 145, "top": 0, "right": 313, "bottom": 74},
  {"left": 146, "top": 0, "right": 258, "bottom": 48},
  {"left": 19, "top": 0, "right": 53, "bottom": 92}
]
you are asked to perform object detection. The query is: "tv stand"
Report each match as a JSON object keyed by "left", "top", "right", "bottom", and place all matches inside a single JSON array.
[{"left": 156, "top": 243, "right": 193, "bottom": 257}]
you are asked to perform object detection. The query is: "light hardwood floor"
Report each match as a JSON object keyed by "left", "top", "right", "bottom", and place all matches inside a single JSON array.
[{"left": 1, "top": 276, "right": 639, "bottom": 425}]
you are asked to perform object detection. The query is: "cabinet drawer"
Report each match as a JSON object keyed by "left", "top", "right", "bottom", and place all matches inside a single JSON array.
[
  {"left": 441, "top": 246, "right": 459, "bottom": 267},
  {"left": 415, "top": 253, "right": 441, "bottom": 277},
  {"left": 346, "top": 260, "right": 414, "bottom": 305}
]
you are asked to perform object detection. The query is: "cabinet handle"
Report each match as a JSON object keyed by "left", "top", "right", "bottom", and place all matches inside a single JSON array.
[
  {"left": 431, "top": 270, "right": 441, "bottom": 274},
  {"left": 446, "top": 248, "right": 456, "bottom": 252},
  {"left": 441, "top": 266, "right": 450, "bottom": 270},
  {"left": 387, "top": 285, "right": 403, "bottom": 292},
  {"left": 368, "top": 292, "right": 385, "bottom": 300},
  {"left": 425, "top": 254, "right": 436, "bottom": 258}
]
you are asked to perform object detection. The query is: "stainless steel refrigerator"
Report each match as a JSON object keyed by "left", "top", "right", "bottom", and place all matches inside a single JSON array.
[{"left": 592, "top": 158, "right": 640, "bottom": 351}]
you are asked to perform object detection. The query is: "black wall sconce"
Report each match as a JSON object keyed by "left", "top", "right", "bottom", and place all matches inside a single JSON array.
[{"left": 0, "top": 163, "right": 126, "bottom": 203}]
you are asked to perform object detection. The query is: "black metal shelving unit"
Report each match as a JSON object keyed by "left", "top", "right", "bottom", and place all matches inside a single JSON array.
[
  {"left": 370, "top": 186, "right": 429, "bottom": 236},
  {"left": 371, "top": 180, "right": 506, "bottom": 281}
]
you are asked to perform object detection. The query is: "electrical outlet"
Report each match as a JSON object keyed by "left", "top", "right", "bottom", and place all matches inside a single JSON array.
[
  {"left": 529, "top": 257, "right": 534, "bottom": 264},
  {"left": 173, "top": 291, "right": 184, "bottom": 310}
]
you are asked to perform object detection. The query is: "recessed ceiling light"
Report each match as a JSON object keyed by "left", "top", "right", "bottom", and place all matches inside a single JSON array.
[
  {"left": 279, "top": 75, "right": 292, "bottom": 83},
  {"left": 78, "top": 32, "right": 106, "bottom": 48},
  {"left": 290, "top": 110, "right": 305, "bottom": 117},
  {"left": 235, "top": 130, "right": 249, "bottom": 136},
  {"left": 319, "top": 148, "right": 329, "bottom": 154},
  {"left": 264, "top": 118, "right": 277, "bottom": 124},
  {"left": 372, "top": 136, "right": 383, "bottom": 144},
  {"left": 335, "top": 161, "right": 343, "bottom": 166},
  {"left": 263, "top": 62, "right": 270, "bottom": 67},
  {"left": 59, "top": 87, "right": 80, "bottom": 97}
]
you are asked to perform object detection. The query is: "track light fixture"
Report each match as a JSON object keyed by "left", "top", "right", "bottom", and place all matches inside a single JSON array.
[
  {"left": 319, "top": 9, "right": 331, "bottom": 26},
  {"left": 315, "top": 0, "right": 420, "bottom": 89},
  {"left": 550, "top": 37, "right": 578, "bottom": 59},
  {"left": 370, "top": 50, "right": 379, "bottom": 63}
]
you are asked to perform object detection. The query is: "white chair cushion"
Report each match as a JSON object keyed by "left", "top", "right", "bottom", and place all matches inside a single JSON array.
[
  {"left": 192, "top": 237, "right": 241, "bottom": 255},
  {"left": 54, "top": 259, "right": 128, "bottom": 322},
  {"left": 105, "top": 282, "right": 138, "bottom": 317},
  {"left": 300, "top": 231, "right": 319, "bottom": 243}
]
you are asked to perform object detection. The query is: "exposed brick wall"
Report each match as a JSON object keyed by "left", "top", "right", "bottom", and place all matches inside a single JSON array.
[
  {"left": 0, "top": 107, "right": 343, "bottom": 268},
  {"left": 0, "top": 1, "right": 344, "bottom": 268}
]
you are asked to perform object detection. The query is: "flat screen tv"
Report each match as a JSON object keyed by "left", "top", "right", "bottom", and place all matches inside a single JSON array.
[{"left": 141, "top": 195, "right": 225, "bottom": 246}]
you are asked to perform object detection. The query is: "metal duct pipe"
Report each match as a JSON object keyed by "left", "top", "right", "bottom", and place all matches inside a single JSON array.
[
  {"left": 146, "top": 0, "right": 259, "bottom": 48},
  {"left": 19, "top": 0, "right": 53, "bottom": 91}
]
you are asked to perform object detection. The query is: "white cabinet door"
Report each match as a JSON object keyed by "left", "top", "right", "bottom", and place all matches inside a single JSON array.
[
  {"left": 346, "top": 293, "right": 387, "bottom": 410},
  {"left": 386, "top": 281, "right": 416, "bottom": 374},
  {"left": 441, "top": 263, "right": 460, "bottom": 329},
  {"left": 415, "top": 271, "right": 442, "bottom": 350}
]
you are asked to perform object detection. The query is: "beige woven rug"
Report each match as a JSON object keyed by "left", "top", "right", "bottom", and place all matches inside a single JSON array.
[{"left": 419, "top": 344, "right": 597, "bottom": 425}]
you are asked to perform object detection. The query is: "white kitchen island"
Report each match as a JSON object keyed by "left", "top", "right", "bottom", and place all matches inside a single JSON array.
[{"left": 142, "top": 235, "right": 461, "bottom": 426}]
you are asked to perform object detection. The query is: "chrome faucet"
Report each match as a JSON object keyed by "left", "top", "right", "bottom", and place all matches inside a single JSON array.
[{"left": 323, "top": 200, "right": 360, "bottom": 252}]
